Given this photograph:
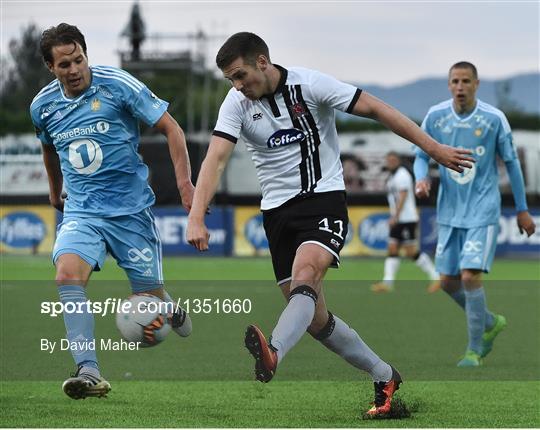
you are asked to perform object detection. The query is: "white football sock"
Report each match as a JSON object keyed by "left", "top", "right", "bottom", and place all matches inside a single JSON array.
[
  {"left": 79, "top": 365, "right": 101, "bottom": 378},
  {"left": 383, "top": 257, "right": 400, "bottom": 286},
  {"left": 320, "top": 314, "right": 392, "bottom": 382},
  {"left": 270, "top": 289, "right": 316, "bottom": 364},
  {"left": 415, "top": 252, "right": 439, "bottom": 280}
]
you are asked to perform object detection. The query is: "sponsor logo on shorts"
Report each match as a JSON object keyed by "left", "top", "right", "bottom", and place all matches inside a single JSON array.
[
  {"left": 128, "top": 247, "right": 153, "bottom": 263},
  {"left": 463, "top": 240, "right": 483, "bottom": 254}
]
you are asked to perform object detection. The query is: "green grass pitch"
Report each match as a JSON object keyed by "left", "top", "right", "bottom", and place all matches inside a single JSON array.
[{"left": 1, "top": 255, "right": 539, "bottom": 427}]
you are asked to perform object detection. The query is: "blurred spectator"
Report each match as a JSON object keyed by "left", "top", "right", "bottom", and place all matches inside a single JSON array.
[{"left": 341, "top": 153, "right": 365, "bottom": 193}]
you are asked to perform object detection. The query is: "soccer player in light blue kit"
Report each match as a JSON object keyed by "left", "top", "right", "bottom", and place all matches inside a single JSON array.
[
  {"left": 30, "top": 23, "right": 194, "bottom": 398},
  {"left": 414, "top": 62, "right": 536, "bottom": 367}
]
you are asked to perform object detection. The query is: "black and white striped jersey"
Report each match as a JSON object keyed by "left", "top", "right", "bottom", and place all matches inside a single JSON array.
[{"left": 213, "top": 65, "right": 361, "bottom": 210}]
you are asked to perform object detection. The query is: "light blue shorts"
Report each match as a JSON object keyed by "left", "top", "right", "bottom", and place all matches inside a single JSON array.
[
  {"left": 435, "top": 224, "right": 498, "bottom": 276},
  {"left": 53, "top": 208, "right": 163, "bottom": 291}
]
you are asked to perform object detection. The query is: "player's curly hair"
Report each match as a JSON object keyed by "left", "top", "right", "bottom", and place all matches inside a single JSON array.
[
  {"left": 40, "top": 23, "right": 87, "bottom": 65},
  {"left": 216, "top": 32, "right": 270, "bottom": 70}
]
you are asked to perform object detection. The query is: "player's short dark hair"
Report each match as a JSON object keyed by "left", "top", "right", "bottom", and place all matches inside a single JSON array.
[
  {"left": 216, "top": 32, "right": 270, "bottom": 70},
  {"left": 449, "top": 61, "right": 478, "bottom": 79},
  {"left": 40, "top": 23, "right": 87, "bottom": 65}
]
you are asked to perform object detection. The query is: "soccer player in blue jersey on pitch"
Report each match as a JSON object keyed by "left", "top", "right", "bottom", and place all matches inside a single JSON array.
[
  {"left": 30, "top": 23, "right": 194, "bottom": 399},
  {"left": 414, "top": 61, "right": 536, "bottom": 367}
]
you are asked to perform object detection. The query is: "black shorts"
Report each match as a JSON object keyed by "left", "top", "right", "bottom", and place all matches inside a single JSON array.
[
  {"left": 262, "top": 191, "right": 349, "bottom": 284},
  {"left": 389, "top": 222, "right": 418, "bottom": 244}
]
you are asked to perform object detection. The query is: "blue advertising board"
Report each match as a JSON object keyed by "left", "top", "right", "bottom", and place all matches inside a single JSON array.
[
  {"left": 420, "top": 207, "right": 540, "bottom": 257},
  {"left": 56, "top": 206, "right": 234, "bottom": 256},
  {"left": 152, "top": 206, "right": 233, "bottom": 256},
  {"left": 1, "top": 205, "right": 56, "bottom": 254}
]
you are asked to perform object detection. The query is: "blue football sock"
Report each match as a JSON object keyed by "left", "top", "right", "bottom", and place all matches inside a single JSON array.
[
  {"left": 445, "top": 287, "right": 466, "bottom": 308},
  {"left": 58, "top": 285, "right": 98, "bottom": 370},
  {"left": 445, "top": 286, "right": 496, "bottom": 331},
  {"left": 464, "top": 288, "right": 487, "bottom": 354}
]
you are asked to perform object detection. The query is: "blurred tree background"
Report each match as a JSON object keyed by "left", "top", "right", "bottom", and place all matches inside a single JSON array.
[
  {"left": 0, "top": 22, "right": 230, "bottom": 137},
  {"left": 0, "top": 24, "right": 53, "bottom": 135}
]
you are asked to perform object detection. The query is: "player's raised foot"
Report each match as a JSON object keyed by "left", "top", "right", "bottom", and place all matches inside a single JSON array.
[
  {"left": 457, "top": 350, "right": 482, "bottom": 367},
  {"left": 170, "top": 305, "right": 192, "bottom": 337},
  {"left": 365, "top": 366, "right": 402, "bottom": 417},
  {"left": 244, "top": 324, "right": 278, "bottom": 383},
  {"left": 371, "top": 282, "right": 393, "bottom": 293},
  {"left": 62, "top": 366, "right": 111, "bottom": 400},
  {"left": 427, "top": 280, "right": 441, "bottom": 293},
  {"left": 481, "top": 314, "right": 507, "bottom": 358}
]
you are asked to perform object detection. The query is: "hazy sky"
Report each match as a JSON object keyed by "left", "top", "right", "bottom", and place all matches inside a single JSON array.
[{"left": 1, "top": 1, "right": 539, "bottom": 86}]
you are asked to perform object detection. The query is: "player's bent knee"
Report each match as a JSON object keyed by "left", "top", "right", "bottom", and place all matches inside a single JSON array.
[
  {"left": 293, "top": 262, "right": 325, "bottom": 285},
  {"left": 55, "top": 270, "right": 86, "bottom": 285},
  {"left": 461, "top": 270, "right": 482, "bottom": 289},
  {"left": 461, "top": 270, "right": 482, "bottom": 283},
  {"left": 55, "top": 258, "right": 92, "bottom": 285},
  {"left": 289, "top": 285, "right": 318, "bottom": 304}
]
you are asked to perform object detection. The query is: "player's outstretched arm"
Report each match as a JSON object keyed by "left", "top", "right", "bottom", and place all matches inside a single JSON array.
[
  {"left": 154, "top": 112, "right": 195, "bottom": 212},
  {"left": 187, "top": 136, "right": 235, "bottom": 251},
  {"left": 351, "top": 91, "right": 475, "bottom": 173},
  {"left": 505, "top": 158, "right": 536, "bottom": 237},
  {"left": 41, "top": 143, "right": 64, "bottom": 212}
]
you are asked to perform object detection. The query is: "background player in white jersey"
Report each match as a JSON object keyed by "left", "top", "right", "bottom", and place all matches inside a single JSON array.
[
  {"left": 30, "top": 23, "right": 194, "bottom": 399},
  {"left": 371, "top": 152, "right": 439, "bottom": 293},
  {"left": 186, "top": 32, "right": 474, "bottom": 417},
  {"left": 414, "top": 61, "right": 536, "bottom": 367}
]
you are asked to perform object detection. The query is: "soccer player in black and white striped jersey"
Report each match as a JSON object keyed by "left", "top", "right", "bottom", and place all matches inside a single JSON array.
[
  {"left": 371, "top": 151, "right": 440, "bottom": 293},
  {"left": 187, "top": 32, "right": 474, "bottom": 417}
]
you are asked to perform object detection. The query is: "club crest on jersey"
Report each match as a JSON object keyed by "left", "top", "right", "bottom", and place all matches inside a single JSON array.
[
  {"left": 474, "top": 128, "right": 482, "bottom": 137},
  {"left": 267, "top": 129, "right": 306, "bottom": 148},
  {"left": 91, "top": 98, "right": 101, "bottom": 112},
  {"left": 289, "top": 102, "right": 307, "bottom": 119}
]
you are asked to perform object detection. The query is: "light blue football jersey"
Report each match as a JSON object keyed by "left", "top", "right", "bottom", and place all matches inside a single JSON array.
[
  {"left": 418, "top": 99, "right": 517, "bottom": 228},
  {"left": 30, "top": 66, "right": 168, "bottom": 217}
]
